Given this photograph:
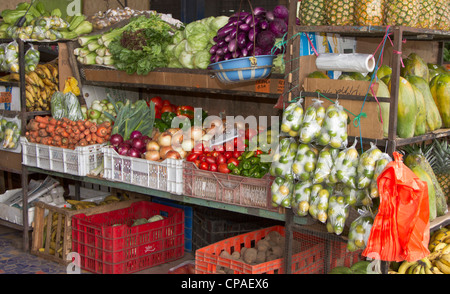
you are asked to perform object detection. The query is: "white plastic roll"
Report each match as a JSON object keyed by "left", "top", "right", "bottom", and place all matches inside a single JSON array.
[{"left": 315, "top": 53, "right": 375, "bottom": 73}]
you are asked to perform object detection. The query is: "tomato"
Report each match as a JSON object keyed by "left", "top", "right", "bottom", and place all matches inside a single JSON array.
[
  {"left": 227, "top": 157, "right": 239, "bottom": 167},
  {"left": 213, "top": 144, "right": 225, "bottom": 153},
  {"left": 150, "top": 96, "right": 163, "bottom": 109},
  {"left": 223, "top": 151, "right": 233, "bottom": 160},
  {"left": 211, "top": 151, "right": 221, "bottom": 158},
  {"left": 161, "top": 105, "right": 174, "bottom": 113},
  {"left": 216, "top": 154, "right": 227, "bottom": 165},
  {"left": 154, "top": 107, "right": 161, "bottom": 119},
  {"left": 225, "top": 142, "right": 235, "bottom": 152},
  {"left": 208, "top": 163, "right": 218, "bottom": 172},
  {"left": 233, "top": 150, "right": 242, "bottom": 159},
  {"left": 199, "top": 161, "right": 209, "bottom": 170},
  {"left": 218, "top": 163, "right": 230, "bottom": 174},
  {"left": 186, "top": 153, "right": 198, "bottom": 162},
  {"left": 234, "top": 137, "right": 245, "bottom": 150},
  {"left": 193, "top": 159, "right": 201, "bottom": 168},
  {"left": 198, "top": 154, "right": 207, "bottom": 162},
  {"left": 205, "top": 156, "right": 216, "bottom": 165},
  {"left": 162, "top": 100, "right": 171, "bottom": 106}
]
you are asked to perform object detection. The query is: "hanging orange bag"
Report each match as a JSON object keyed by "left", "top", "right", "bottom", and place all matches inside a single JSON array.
[{"left": 362, "top": 152, "right": 430, "bottom": 262}]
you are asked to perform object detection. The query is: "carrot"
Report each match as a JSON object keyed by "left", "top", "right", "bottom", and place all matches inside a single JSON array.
[
  {"left": 35, "top": 137, "right": 42, "bottom": 143},
  {"left": 100, "top": 121, "right": 112, "bottom": 129},
  {"left": 79, "top": 133, "right": 85, "bottom": 139},
  {"left": 96, "top": 126, "right": 108, "bottom": 138},
  {"left": 84, "top": 120, "right": 92, "bottom": 128},
  {"left": 78, "top": 124, "right": 86, "bottom": 132},
  {"left": 61, "top": 131, "right": 69, "bottom": 138},
  {"left": 91, "top": 133, "right": 98, "bottom": 143},
  {"left": 28, "top": 131, "right": 38, "bottom": 139},
  {"left": 89, "top": 124, "right": 97, "bottom": 133},
  {"left": 41, "top": 137, "right": 51, "bottom": 145},
  {"left": 53, "top": 135, "right": 62, "bottom": 142},
  {"left": 83, "top": 129, "right": 90, "bottom": 136},
  {"left": 85, "top": 134, "right": 92, "bottom": 142},
  {"left": 38, "top": 122, "right": 48, "bottom": 129},
  {"left": 61, "top": 137, "right": 69, "bottom": 146},
  {"left": 34, "top": 116, "right": 49, "bottom": 124},
  {"left": 45, "top": 124, "right": 55, "bottom": 134},
  {"left": 28, "top": 120, "right": 40, "bottom": 131},
  {"left": 78, "top": 139, "right": 88, "bottom": 146},
  {"left": 96, "top": 137, "right": 105, "bottom": 144},
  {"left": 38, "top": 129, "right": 48, "bottom": 137}
]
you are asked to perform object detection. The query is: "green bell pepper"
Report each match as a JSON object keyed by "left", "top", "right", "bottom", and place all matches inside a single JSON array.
[{"left": 161, "top": 111, "right": 176, "bottom": 126}]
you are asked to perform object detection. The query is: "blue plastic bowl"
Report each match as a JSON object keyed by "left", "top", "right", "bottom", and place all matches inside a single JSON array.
[{"left": 209, "top": 55, "right": 276, "bottom": 84}]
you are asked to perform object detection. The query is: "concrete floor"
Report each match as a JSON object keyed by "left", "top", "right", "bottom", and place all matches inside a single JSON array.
[{"left": 0, "top": 225, "right": 195, "bottom": 274}]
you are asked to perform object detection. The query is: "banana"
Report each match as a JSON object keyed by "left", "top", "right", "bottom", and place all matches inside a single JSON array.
[
  {"left": 421, "top": 257, "right": 433, "bottom": 269},
  {"left": 433, "top": 231, "right": 450, "bottom": 243},
  {"left": 104, "top": 195, "right": 121, "bottom": 202},
  {"left": 34, "top": 66, "right": 47, "bottom": 80},
  {"left": 28, "top": 71, "right": 45, "bottom": 88},
  {"left": 442, "top": 244, "right": 450, "bottom": 255},
  {"left": 8, "top": 72, "right": 20, "bottom": 81},
  {"left": 38, "top": 64, "right": 53, "bottom": 81},
  {"left": 430, "top": 266, "right": 444, "bottom": 274},
  {"left": 25, "top": 73, "right": 37, "bottom": 86},
  {"left": 45, "top": 63, "right": 58, "bottom": 80},
  {"left": 428, "top": 250, "right": 442, "bottom": 261},
  {"left": 42, "top": 78, "right": 55, "bottom": 87},
  {"left": 425, "top": 266, "right": 433, "bottom": 274},
  {"left": 435, "top": 260, "right": 450, "bottom": 274},
  {"left": 412, "top": 263, "right": 422, "bottom": 274},
  {"left": 398, "top": 261, "right": 417, "bottom": 274},
  {"left": 26, "top": 89, "right": 35, "bottom": 101},
  {"left": 440, "top": 254, "right": 450, "bottom": 266}
]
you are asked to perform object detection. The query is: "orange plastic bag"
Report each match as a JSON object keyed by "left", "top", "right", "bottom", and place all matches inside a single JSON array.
[{"left": 362, "top": 152, "right": 430, "bottom": 262}]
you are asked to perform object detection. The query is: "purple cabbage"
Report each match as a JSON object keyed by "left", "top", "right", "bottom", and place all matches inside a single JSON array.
[
  {"left": 273, "top": 5, "right": 289, "bottom": 19},
  {"left": 269, "top": 18, "right": 287, "bottom": 38}
]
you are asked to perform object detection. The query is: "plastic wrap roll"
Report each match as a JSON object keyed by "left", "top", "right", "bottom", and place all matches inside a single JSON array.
[{"left": 315, "top": 53, "right": 375, "bottom": 73}]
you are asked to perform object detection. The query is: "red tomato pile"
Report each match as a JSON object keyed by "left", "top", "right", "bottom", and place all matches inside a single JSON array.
[
  {"left": 147, "top": 96, "right": 177, "bottom": 119},
  {"left": 186, "top": 137, "right": 246, "bottom": 174}
]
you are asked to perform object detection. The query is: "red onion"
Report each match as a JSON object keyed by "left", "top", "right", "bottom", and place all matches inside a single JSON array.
[
  {"left": 130, "top": 130, "right": 142, "bottom": 140},
  {"left": 131, "top": 137, "right": 145, "bottom": 150},
  {"left": 127, "top": 148, "right": 141, "bottom": 158},
  {"left": 109, "top": 133, "right": 124, "bottom": 147},
  {"left": 118, "top": 144, "right": 130, "bottom": 155}
]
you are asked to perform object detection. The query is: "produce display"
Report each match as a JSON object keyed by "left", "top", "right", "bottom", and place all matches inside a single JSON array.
[
  {"left": 0, "top": 2, "right": 93, "bottom": 40},
  {"left": 0, "top": 41, "right": 40, "bottom": 73},
  {"left": 0, "top": 117, "right": 20, "bottom": 150}
]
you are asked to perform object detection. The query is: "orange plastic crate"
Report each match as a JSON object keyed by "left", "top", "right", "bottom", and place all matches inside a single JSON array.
[{"left": 195, "top": 226, "right": 326, "bottom": 274}]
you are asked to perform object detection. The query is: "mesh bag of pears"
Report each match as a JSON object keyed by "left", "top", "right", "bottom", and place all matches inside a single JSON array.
[
  {"left": 280, "top": 98, "right": 304, "bottom": 137},
  {"left": 270, "top": 137, "right": 298, "bottom": 208},
  {"left": 347, "top": 208, "right": 374, "bottom": 252}
]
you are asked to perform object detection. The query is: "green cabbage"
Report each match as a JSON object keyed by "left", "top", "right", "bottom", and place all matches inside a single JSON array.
[
  {"left": 210, "top": 16, "right": 229, "bottom": 32},
  {"left": 193, "top": 51, "right": 211, "bottom": 69},
  {"left": 187, "top": 33, "right": 210, "bottom": 52},
  {"left": 178, "top": 51, "right": 194, "bottom": 69},
  {"left": 173, "top": 40, "right": 187, "bottom": 58},
  {"left": 184, "top": 21, "right": 208, "bottom": 39}
]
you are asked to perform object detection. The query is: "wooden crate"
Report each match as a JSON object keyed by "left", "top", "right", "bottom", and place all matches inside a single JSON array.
[{"left": 31, "top": 199, "right": 140, "bottom": 265}]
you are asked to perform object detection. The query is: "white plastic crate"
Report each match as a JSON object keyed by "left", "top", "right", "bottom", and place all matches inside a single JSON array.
[
  {"left": 20, "top": 137, "right": 105, "bottom": 176},
  {"left": 102, "top": 146, "right": 183, "bottom": 194}
]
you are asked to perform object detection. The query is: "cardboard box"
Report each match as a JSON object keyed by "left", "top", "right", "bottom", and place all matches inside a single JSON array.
[{"left": 303, "top": 78, "right": 384, "bottom": 140}]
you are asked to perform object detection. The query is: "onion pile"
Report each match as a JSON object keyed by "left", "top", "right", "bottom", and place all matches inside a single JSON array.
[
  {"left": 209, "top": 5, "right": 294, "bottom": 63},
  {"left": 109, "top": 131, "right": 151, "bottom": 159}
]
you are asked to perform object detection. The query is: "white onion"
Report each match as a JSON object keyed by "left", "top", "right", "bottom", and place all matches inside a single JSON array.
[
  {"left": 190, "top": 126, "right": 205, "bottom": 142},
  {"left": 145, "top": 150, "right": 160, "bottom": 161},
  {"left": 146, "top": 141, "right": 160, "bottom": 152},
  {"left": 165, "top": 150, "right": 181, "bottom": 160},
  {"left": 160, "top": 146, "right": 173, "bottom": 159},
  {"left": 157, "top": 131, "right": 172, "bottom": 147},
  {"left": 181, "top": 138, "right": 195, "bottom": 152}
]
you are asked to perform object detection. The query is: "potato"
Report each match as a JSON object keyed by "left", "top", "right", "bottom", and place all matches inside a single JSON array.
[
  {"left": 256, "top": 250, "right": 266, "bottom": 263},
  {"left": 219, "top": 250, "right": 232, "bottom": 259},
  {"left": 256, "top": 239, "right": 270, "bottom": 252},
  {"left": 243, "top": 248, "right": 258, "bottom": 264},
  {"left": 271, "top": 245, "right": 284, "bottom": 258},
  {"left": 231, "top": 251, "right": 241, "bottom": 260},
  {"left": 267, "top": 231, "right": 282, "bottom": 244}
]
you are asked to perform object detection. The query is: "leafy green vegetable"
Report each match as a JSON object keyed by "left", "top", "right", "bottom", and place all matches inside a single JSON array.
[
  {"left": 106, "top": 97, "right": 155, "bottom": 141},
  {"left": 108, "top": 15, "right": 175, "bottom": 75}
]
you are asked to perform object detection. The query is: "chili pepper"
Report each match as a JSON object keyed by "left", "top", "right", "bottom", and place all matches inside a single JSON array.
[
  {"left": 248, "top": 165, "right": 259, "bottom": 175},
  {"left": 244, "top": 151, "right": 255, "bottom": 159},
  {"left": 251, "top": 171, "right": 262, "bottom": 178},
  {"left": 259, "top": 163, "right": 269, "bottom": 174}
]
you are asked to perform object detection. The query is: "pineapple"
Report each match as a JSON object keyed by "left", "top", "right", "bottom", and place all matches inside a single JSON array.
[
  {"left": 433, "top": 0, "right": 450, "bottom": 31},
  {"left": 431, "top": 139, "right": 450, "bottom": 203},
  {"left": 299, "top": 0, "right": 327, "bottom": 26},
  {"left": 384, "top": 0, "right": 419, "bottom": 28},
  {"left": 417, "top": 0, "right": 436, "bottom": 29},
  {"left": 325, "top": 0, "right": 355, "bottom": 26},
  {"left": 355, "top": 0, "right": 385, "bottom": 26}
]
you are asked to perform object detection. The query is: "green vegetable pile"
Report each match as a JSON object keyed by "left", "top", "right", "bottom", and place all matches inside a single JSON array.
[
  {"left": 108, "top": 15, "right": 176, "bottom": 75},
  {"left": 165, "top": 16, "right": 229, "bottom": 69}
]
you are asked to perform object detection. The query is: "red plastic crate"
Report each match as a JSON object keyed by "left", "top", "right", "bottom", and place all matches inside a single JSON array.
[
  {"left": 71, "top": 201, "right": 184, "bottom": 274},
  {"left": 195, "top": 226, "right": 325, "bottom": 274},
  {"left": 327, "top": 239, "right": 364, "bottom": 270}
]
